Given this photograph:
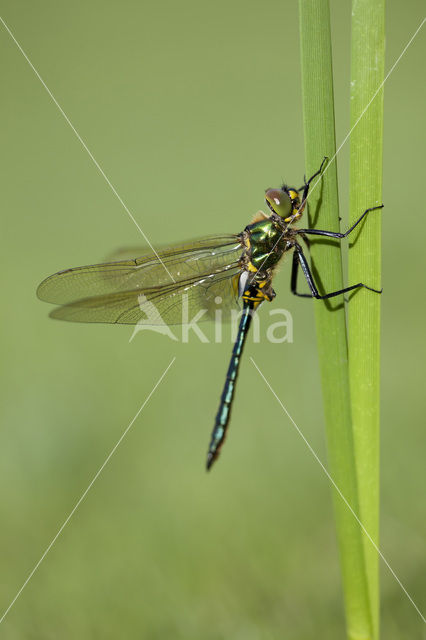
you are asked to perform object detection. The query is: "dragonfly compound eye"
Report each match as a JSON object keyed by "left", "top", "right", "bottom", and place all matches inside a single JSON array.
[{"left": 265, "top": 189, "right": 292, "bottom": 219}]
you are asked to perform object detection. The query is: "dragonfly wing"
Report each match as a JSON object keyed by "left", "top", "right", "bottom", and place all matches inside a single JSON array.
[
  {"left": 37, "top": 236, "right": 243, "bottom": 305},
  {"left": 49, "top": 265, "right": 243, "bottom": 324}
]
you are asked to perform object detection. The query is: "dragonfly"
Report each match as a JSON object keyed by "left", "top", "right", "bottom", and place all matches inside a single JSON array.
[{"left": 37, "top": 158, "right": 383, "bottom": 470}]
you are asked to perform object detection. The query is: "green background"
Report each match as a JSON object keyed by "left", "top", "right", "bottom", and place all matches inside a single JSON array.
[{"left": 1, "top": 1, "right": 425, "bottom": 637}]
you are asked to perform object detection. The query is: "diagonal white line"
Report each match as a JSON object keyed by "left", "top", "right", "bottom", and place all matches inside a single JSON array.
[
  {"left": 0, "top": 16, "right": 176, "bottom": 284},
  {"left": 250, "top": 356, "right": 426, "bottom": 625},
  {"left": 0, "top": 357, "right": 176, "bottom": 626}
]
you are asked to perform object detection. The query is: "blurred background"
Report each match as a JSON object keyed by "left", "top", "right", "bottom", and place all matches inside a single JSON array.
[{"left": 1, "top": 0, "right": 425, "bottom": 637}]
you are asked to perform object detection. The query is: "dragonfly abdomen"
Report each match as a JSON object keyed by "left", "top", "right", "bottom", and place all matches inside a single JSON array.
[{"left": 206, "top": 306, "right": 253, "bottom": 470}]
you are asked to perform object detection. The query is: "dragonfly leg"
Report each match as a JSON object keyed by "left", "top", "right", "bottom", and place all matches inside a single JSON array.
[
  {"left": 291, "top": 243, "right": 382, "bottom": 299},
  {"left": 297, "top": 204, "right": 384, "bottom": 239},
  {"left": 299, "top": 156, "right": 328, "bottom": 201},
  {"left": 290, "top": 249, "right": 312, "bottom": 298},
  {"left": 299, "top": 232, "right": 311, "bottom": 248}
]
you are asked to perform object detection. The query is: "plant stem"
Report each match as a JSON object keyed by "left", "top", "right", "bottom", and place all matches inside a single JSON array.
[
  {"left": 349, "top": 1, "right": 385, "bottom": 639},
  {"left": 298, "top": 1, "right": 373, "bottom": 637}
]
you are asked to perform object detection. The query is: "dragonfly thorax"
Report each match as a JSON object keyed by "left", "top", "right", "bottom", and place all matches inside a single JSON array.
[{"left": 244, "top": 217, "right": 291, "bottom": 272}]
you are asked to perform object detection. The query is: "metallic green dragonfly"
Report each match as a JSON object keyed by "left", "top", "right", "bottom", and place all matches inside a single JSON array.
[{"left": 37, "top": 159, "right": 382, "bottom": 469}]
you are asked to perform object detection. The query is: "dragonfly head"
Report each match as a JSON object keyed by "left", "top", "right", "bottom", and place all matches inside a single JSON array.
[{"left": 265, "top": 187, "right": 301, "bottom": 223}]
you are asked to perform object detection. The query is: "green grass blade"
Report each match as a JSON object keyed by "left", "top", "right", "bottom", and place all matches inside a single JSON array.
[
  {"left": 298, "top": 1, "right": 372, "bottom": 637},
  {"left": 349, "top": 2, "right": 385, "bottom": 639}
]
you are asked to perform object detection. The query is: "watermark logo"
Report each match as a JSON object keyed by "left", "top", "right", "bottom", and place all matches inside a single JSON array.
[{"left": 129, "top": 293, "right": 293, "bottom": 344}]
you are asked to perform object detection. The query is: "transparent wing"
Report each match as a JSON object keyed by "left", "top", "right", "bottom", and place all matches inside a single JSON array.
[
  {"left": 49, "top": 264, "right": 243, "bottom": 324},
  {"left": 37, "top": 235, "right": 243, "bottom": 305}
]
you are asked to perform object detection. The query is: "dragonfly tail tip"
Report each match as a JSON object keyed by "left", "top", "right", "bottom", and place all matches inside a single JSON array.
[{"left": 206, "top": 452, "right": 216, "bottom": 471}]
